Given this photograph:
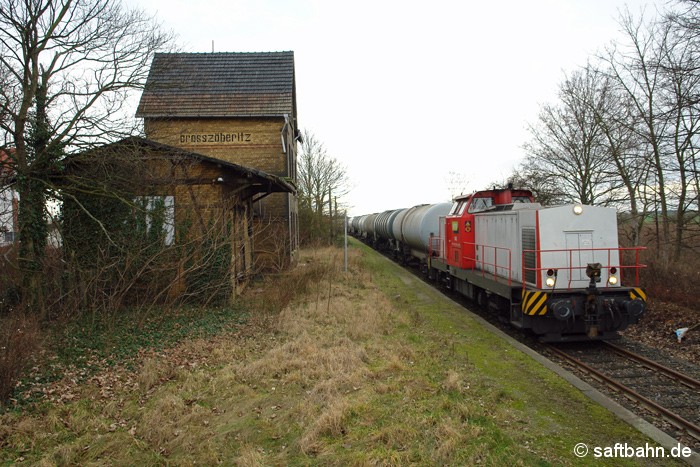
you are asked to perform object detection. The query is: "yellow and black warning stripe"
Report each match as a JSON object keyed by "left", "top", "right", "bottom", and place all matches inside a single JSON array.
[
  {"left": 629, "top": 287, "right": 647, "bottom": 302},
  {"left": 522, "top": 289, "right": 548, "bottom": 316}
]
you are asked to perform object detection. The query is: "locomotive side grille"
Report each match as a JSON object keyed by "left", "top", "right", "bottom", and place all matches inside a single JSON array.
[{"left": 522, "top": 228, "right": 536, "bottom": 284}]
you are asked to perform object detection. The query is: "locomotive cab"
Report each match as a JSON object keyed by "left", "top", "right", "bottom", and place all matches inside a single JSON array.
[{"left": 445, "top": 187, "right": 534, "bottom": 270}]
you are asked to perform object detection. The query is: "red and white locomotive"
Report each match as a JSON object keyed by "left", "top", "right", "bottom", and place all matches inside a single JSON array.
[{"left": 351, "top": 186, "right": 647, "bottom": 342}]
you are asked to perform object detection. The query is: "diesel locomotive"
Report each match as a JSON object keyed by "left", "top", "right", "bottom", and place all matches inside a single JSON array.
[{"left": 350, "top": 187, "right": 647, "bottom": 342}]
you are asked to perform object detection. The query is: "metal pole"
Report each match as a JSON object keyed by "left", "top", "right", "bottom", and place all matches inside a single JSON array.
[{"left": 344, "top": 211, "right": 348, "bottom": 272}]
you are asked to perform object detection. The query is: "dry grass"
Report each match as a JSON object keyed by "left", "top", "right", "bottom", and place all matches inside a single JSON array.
[
  {"left": 299, "top": 398, "right": 351, "bottom": 454},
  {"left": 136, "top": 356, "right": 176, "bottom": 393},
  {"left": 0, "top": 243, "right": 681, "bottom": 465},
  {"left": 235, "top": 445, "right": 267, "bottom": 466},
  {"left": 441, "top": 369, "right": 467, "bottom": 393},
  {"left": 230, "top": 247, "right": 390, "bottom": 456}
]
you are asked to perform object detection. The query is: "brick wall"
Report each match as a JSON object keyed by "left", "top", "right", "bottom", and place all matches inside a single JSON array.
[
  {"left": 144, "top": 116, "right": 299, "bottom": 266},
  {"left": 145, "top": 118, "right": 289, "bottom": 176}
]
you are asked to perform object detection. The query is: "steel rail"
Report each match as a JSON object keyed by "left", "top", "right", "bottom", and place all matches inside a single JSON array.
[
  {"left": 604, "top": 341, "right": 700, "bottom": 391},
  {"left": 547, "top": 345, "right": 700, "bottom": 442}
]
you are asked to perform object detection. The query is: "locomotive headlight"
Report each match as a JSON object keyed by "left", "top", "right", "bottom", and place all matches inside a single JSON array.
[
  {"left": 573, "top": 204, "right": 584, "bottom": 215},
  {"left": 545, "top": 277, "right": 556, "bottom": 287},
  {"left": 545, "top": 268, "right": 557, "bottom": 288},
  {"left": 608, "top": 275, "right": 618, "bottom": 285}
]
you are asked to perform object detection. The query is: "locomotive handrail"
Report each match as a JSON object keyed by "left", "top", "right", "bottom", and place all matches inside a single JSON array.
[
  {"left": 428, "top": 234, "right": 444, "bottom": 258},
  {"left": 427, "top": 236, "right": 515, "bottom": 285},
  {"left": 463, "top": 242, "right": 513, "bottom": 286},
  {"left": 521, "top": 246, "right": 647, "bottom": 290}
]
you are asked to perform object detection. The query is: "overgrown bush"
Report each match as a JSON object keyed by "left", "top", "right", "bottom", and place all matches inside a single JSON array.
[
  {"left": 184, "top": 220, "right": 233, "bottom": 305},
  {"left": 640, "top": 254, "right": 698, "bottom": 307},
  {"left": 61, "top": 185, "right": 180, "bottom": 316},
  {"left": 0, "top": 246, "right": 20, "bottom": 315},
  {"left": 0, "top": 313, "right": 41, "bottom": 404},
  {"left": 244, "top": 247, "right": 334, "bottom": 314},
  {"left": 619, "top": 215, "right": 699, "bottom": 307},
  {"left": 298, "top": 205, "right": 345, "bottom": 247}
]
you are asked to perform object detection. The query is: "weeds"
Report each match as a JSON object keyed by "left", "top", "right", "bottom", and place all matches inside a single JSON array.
[
  {"left": 5, "top": 304, "right": 247, "bottom": 409},
  {"left": 641, "top": 259, "right": 700, "bottom": 307},
  {"left": 0, "top": 314, "right": 41, "bottom": 403}
]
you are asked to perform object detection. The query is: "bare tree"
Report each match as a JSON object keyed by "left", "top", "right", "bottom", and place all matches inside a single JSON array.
[
  {"left": 599, "top": 6, "right": 700, "bottom": 261},
  {"left": 445, "top": 171, "right": 469, "bottom": 200},
  {"left": 668, "top": 0, "right": 700, "bottom": 42},
  {"left": 578, "top": 64, "right": 654, "bottom": 245},
  {"left": 660, "top": 1, "right": 700, "bottom": 258},
  {"left": 505, "top": 162, "right": 569, "bottom": 206},
  {"left": 598, "top": 9, "right": 675, "bottom": 261},
  {"left": 524, "top": 67, "right": 625, "bottom": 206},
  {"left": 296, "top": 129, "right": 349, "bottom": 244},
  {"left": 0, "top": 0, "right": 174, "bottom": 313},
  {"left": 515, "top": 2, "right": 700, "bottom": 259}
]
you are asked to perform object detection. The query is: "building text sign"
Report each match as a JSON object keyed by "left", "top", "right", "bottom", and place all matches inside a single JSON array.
[{"left": 180, "top": 132, "right": 252, "bottom": 144}]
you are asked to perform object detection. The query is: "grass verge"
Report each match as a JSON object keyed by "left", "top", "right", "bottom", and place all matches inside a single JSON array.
[
  {"left": 0, "top": 241, "right": 685, "bottom": 465},
  {"left": 7, "top": 303, "right": 248, "bottom": 409}
]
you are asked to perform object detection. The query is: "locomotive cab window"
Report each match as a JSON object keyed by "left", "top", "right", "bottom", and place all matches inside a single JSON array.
[
  {"left": 449, "top": 201, "right": 467, "bottom": 215},
  {"left": 468, "top": 197, "right": 494, "bottom": 213}
]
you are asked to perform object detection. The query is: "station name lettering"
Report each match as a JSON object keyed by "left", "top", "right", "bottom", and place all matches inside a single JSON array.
[{"left": 180, "top": 132, "right": 252, "bottom": 144}]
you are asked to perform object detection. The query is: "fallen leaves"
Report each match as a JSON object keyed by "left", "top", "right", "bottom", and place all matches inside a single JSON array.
[{"left": 621, "top": 299, "right": 699, "bottom": 366}]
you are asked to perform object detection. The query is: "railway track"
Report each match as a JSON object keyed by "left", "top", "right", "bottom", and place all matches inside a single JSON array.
[{"left": 547, "top": 341, "right": 700, "bottom": 447}]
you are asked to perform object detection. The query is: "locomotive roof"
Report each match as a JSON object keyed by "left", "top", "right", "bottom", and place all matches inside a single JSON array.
[{"left": 452, "top": 188, "right": 533, "bottom": 202}]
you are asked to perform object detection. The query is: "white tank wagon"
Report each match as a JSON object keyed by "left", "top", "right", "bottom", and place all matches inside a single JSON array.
[
  {"left": 373, "top": 209, "right": 403, "bottom": 248},
  {"left": 390, "top": 208, "right": 409, "bottom": 241},
  {"left": 374, "top": 209, "right": 402, "bottom": 240},
  {"left": 399, "top": 203, "right": 452, "bottom": 260},
  {"left": 349, "top": 215, "right": 362, "bottom": 236},
  {"left": 359, "top": 213, "right": 379, "bottom": 240}
]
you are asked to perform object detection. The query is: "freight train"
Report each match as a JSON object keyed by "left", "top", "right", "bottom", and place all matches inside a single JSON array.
[{"left": 350, "top": 186, "right": 647, "bottom": 342}]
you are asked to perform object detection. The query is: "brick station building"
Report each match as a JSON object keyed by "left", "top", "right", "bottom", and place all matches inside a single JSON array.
[{"left": 136, "top": 51, "right": 300, "bottom": 268}]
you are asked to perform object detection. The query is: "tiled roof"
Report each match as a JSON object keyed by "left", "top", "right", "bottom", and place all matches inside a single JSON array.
[{"left": 136, "top": 52, "right": 295, "bottom": 118}]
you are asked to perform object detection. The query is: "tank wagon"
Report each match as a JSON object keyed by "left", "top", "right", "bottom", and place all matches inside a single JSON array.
[{"left": 353, "top": 187, "right": 647, "bottom": 342}]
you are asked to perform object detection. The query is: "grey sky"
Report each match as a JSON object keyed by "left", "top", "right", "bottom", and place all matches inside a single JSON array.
[{"left": 128, "top": 0, "right": 663, "bottom": 215}]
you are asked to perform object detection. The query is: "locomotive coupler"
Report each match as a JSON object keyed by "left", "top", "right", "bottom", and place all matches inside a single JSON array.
[{"left": 585, "top": 262, "right": 602, "bottom": 293}]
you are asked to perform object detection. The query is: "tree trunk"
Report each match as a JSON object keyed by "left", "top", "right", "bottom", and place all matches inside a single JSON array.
[{"left": 17, "top": 176, "right": 48, "bottom": 318}]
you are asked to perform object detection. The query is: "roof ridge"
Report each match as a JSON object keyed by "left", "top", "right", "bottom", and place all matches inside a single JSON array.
[{"left": 154, "top": 51, "right": 293, "bottom": 56}]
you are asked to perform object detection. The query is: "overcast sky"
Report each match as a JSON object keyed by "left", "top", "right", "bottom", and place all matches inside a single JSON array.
[{"left": 127, "top": 0, "right": 665, "bottom": 216}]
